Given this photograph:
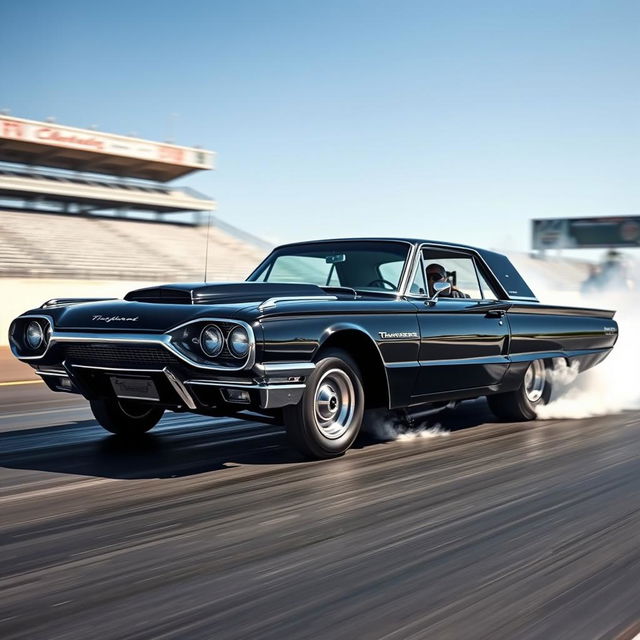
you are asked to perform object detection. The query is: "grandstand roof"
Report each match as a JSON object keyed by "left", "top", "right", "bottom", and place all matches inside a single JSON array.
[{"left": 0, "top": 116, "right": 214, "bottom": 182}]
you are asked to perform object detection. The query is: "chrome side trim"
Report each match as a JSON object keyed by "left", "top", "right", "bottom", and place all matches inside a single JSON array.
[
  {"left": 252, "top": 362, "right": 316, "bottom": 378},
  {"left": 262, "top": 362, "right": 316, "bottom": 373},
  {"left": 41, "top": 298, "right": 117, "bottom": 309},
  {"left": 259, "top": 296, "right": 337, "bottom": 311},
  {"left": 164, "top": 368, "right": 197, "bottom": 409}
]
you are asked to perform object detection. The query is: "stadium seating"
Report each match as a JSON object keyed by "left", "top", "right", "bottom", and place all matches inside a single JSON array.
[
  {"left": 0, "top": 210, "right": 267, "bottom": 281},
  {"left": 0, "top": 171, "right": 213, "bottom": 212}
]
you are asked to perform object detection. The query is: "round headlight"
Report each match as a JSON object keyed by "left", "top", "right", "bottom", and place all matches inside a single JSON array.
[
  {"left": 25, "top": 320, "right": 45, "bottom": 350},
  {"left": 228, "top": 326, "right": 250, "bottom": 358},
  {"left": 200, "top": 324, "right": 224, "bottom": 357}
]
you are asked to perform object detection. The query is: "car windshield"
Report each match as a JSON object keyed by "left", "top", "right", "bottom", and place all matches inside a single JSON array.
[{"left": 247, "top": 241, "right": 411, "bottom": 293}]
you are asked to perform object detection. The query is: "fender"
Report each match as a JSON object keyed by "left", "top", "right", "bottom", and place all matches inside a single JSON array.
[{"left": 316, "top": 323, "right": 392, "bottom": 410}]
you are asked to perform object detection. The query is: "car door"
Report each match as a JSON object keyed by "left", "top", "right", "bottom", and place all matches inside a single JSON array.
[{"left": 407, "top": 247, "right": 511, "bottom": 401}]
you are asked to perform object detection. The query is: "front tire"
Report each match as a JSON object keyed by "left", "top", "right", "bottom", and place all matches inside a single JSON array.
[
  {"left": 487, "top": 359, "right": 552, "bottom": 421},
  {"left": 90, "top": 398, "right": 164, "bottom": 436},
  {"left": 283, "top": 349, "right": 365, "bottom": 459}
]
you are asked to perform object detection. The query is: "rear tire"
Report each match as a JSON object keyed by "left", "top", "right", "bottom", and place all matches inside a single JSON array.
[
  {"left": 487, "top": 359, "right": 552, "bottom": 421},
  {"left": 90, "top": 398, "right": 164, "bottom": 436},
  {"left": 283, "top": 348, "right": 365, "bottom": 459}
]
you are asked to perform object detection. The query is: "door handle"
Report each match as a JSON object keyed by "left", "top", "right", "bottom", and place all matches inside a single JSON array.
[{"left": 485, "top": 309, "right": 506, "bottom": 318}]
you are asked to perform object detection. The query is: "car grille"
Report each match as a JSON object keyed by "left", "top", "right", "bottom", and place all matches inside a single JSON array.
[{"left": 62, "top": 343, "right": 179, "bottom": 368}]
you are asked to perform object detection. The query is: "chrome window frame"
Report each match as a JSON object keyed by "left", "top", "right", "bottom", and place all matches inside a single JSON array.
[
  {"left": 400, "top": 243, "right": 506, "bottom": 302},
  {"left": 247, "top": 239, "right": 416, "bottom": 296}
]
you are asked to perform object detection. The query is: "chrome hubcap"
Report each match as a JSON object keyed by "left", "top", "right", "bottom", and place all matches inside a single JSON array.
[
  {"left": 524, "top": 360, "right": 546, "bottom": 403},
  {"left": 119, "top": 400, "right": 153, "bottom": 419},
  {"left": 314, "top": 368, "right": 355, "bottom": 439}
]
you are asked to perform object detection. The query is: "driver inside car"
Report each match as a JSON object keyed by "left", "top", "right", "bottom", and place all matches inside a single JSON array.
[{"left": 425, "top": 263, "right": 470, "bottom": 298}]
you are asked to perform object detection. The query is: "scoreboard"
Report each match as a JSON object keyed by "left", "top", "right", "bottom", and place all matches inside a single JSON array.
[{"left": 532, "top": 217, "right": 640, "bottom": 250}]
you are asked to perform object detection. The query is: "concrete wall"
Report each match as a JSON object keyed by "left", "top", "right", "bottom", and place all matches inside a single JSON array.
[{"left": 0, "top": 278, "right": 154, "bottom": 346}]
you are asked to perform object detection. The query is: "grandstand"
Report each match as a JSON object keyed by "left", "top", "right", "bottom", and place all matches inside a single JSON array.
[
  {"left": 0, "top": 168, "right": 214, "bottom": 215},
  {"left": 0, "top": 114, "right": 215, "bottom": 221},
  {"left": 0, "top": 115, "right": 270, "bottom": 282},
  {"left": 0, "top": 210, "right": 267, "bottom": 281}
]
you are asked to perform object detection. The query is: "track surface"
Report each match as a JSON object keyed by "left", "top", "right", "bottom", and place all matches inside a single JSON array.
[{"left": 2, "top": 384, "right": 640, "bottom": 640}]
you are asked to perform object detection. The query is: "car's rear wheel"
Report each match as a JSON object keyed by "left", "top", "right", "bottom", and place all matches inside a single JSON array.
[
  {"left": 90, "top": 398, "right": 164, "bottom": 436},
  {"left": 487, "top": 359, "right": 552, "bottom": 421},
  {"left": 283, "top": 348, "right": 365, "bottom": 459}
]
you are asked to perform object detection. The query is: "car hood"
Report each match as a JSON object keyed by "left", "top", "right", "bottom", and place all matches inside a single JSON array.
[
  {"left": 123, "top": 282, "right": 328, "bottom": 305},
  {"left": 43, "top": 282, "right": 332, "bottom": 332}
]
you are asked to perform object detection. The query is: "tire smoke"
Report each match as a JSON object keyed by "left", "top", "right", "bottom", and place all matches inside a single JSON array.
[
  {"left": 510, "top": 255, "right": 640, "bottom": 419},
  {"left": 362, "top": 409, "right": 450, "bottom": 441}
]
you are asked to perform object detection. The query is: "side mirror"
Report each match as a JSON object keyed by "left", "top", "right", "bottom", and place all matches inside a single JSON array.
[{"left": 428, "top": 281, "right": 451, "bottom": 303}]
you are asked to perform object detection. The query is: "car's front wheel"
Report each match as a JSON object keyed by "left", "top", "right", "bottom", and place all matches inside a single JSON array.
[
  {"left": 487, "top": 359, "right": 552, "bottom": 421},
  {"left": 283, "top": 348, "right": 365, "bottom": 459},
  {"left": 90, "top": 398, "right": 164, "bottom": 436}
]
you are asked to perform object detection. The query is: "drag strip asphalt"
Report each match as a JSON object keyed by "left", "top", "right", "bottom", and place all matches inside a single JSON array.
[{"left": 1, "top": 384, "right": 640, "bottom": 640}]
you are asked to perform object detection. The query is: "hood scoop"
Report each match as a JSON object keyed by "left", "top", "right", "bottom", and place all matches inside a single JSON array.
[{"left": 124, "top": 282, "right": 328, "bottom": 305}]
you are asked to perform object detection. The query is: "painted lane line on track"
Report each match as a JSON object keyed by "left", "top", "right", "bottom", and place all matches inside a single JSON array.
[
  {"left": 0, "top": 379, "right": 43, "bottom": 387},
  {"left": 0, "top": 406, "right": 92, "bottom": 420},
  {"left": 0, "top": 478, "right": 122, "bottom": 504}
]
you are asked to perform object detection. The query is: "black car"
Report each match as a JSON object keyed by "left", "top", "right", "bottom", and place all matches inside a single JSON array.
[{"left": 9, "top": 238, "right": 618, "bottom": 458}]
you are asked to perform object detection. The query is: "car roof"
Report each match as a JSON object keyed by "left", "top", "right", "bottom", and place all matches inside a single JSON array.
[
  {"left": 274, "top": 237, "right": 487, "bottom": 253},
  {"left": 270, "top": 238, "right": 538, "bottom": 302}
]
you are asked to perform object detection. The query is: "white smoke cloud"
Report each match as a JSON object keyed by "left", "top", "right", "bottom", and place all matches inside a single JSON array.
[
  {"left": 535, "top": 296, "right": 640, "bottom": 419},
  {"left": 362, "top": 409, "right": 450, "bottom": 441},
  {"left": 510, "top": 254, "right": 640, "bottom": 420}
]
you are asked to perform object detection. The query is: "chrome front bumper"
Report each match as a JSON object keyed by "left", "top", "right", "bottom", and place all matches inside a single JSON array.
[
  {"left": 185, "top": 362, "right": 315, "bottom": 410},
  {"left": 35, "top": 361, "right": 314, "bottom": 410}
]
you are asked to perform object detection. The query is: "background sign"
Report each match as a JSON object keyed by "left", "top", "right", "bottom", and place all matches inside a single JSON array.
[
  {"left": 0, "top": 116, "right": 213, "bottom": 169},
  {"left": 532, "top": 217, "right": 640, "bottom": 249}
]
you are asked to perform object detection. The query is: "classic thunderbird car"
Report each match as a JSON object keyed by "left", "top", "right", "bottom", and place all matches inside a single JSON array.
[{"left": 9, "top": 238, "right": 618, "bottom": 458}]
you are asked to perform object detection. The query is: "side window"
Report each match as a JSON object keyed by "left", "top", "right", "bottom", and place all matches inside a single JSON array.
[
  {"left": 475, "top": 264, "right": 499, "bottom": 299},
  {"left": 409, "top": 259, "right": 427, "bottom": 294},
  {"left": 422, "top": 252, "right": 482, "bottom": 298}
]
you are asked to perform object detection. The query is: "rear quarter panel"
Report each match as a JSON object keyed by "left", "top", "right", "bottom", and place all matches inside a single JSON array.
[{"left": 505, "top": 303, "right": 618, "bottom": 385}]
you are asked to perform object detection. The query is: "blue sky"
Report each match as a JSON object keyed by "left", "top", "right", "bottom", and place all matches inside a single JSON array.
[{"left": 1, "top": 0, "right": 638, "bottom": 251}]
